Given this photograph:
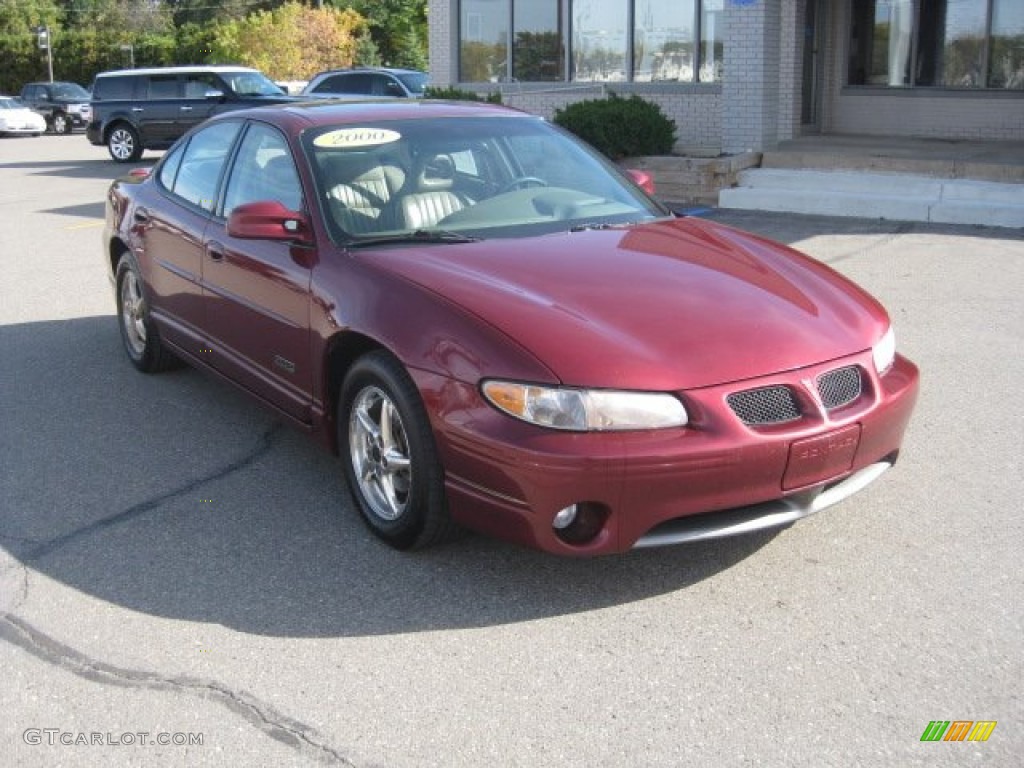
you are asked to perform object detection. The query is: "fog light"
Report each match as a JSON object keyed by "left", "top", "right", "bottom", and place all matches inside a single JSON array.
[
  {"left": 553, "top": 504, "right": 578, "bottom": 529},
  {"left": 552, "top": 502, "right": 609, "bottom": 545}
]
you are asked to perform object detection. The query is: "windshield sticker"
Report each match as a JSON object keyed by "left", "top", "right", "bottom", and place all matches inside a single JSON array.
[{"left": 314, "top": 128, "right": 401, "bottom": 148}]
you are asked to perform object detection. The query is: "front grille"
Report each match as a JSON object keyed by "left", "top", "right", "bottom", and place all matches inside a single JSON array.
[
  {"left": 817, "top": 366, "right": 863, "bottom": 410},
  {"left": 727, "top": 386, "right": 802, "bottom": 425}
]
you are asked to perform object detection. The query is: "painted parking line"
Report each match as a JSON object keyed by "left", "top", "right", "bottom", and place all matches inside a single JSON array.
[{"left": 64, "top": 220, "right": 104, "bottom": 230}]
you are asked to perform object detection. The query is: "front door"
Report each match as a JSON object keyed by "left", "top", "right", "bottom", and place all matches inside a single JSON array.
[
  {"left": 801, "top": 0, "right": 825, "bottom": 130},
  {"left": 201, "top": 123, "right": 313, "bottom": 422}
]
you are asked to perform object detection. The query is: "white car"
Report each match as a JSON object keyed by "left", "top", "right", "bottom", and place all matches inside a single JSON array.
[{"left": 0, "top": 96, "right": 46, "bottom": 136}]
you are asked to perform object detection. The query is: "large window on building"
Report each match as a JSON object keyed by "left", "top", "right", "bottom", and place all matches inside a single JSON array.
[
  {"left": 460, "top": 0, "right": 724, "bottom": 83},
  {"left": 848, "top": 0, "right": 1024, "bottom": 89}
]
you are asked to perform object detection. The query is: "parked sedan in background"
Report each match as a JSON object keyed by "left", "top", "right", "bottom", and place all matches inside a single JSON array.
[
  {"left": 0, "top": 96, "right": 46, "bottom": 136},
  {"left": 103, "top": 100, "right": 918, "bottom": 556},
  {"left": 301, "top": 67, "right": 427, "bottom": 99}
]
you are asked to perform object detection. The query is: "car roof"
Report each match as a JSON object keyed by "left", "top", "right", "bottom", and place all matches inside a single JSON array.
[
  {"left": 95, "top": 65, "right": 261, "bottom": 78},
  {"left": 198, "top": 99, "right": 532, "bottom": 135},
  {"left": 313, "top": 67, "right": 425, "bottom": 77},
  {"left": 209, "top": 98, "right": 529, "bottom": 131}
]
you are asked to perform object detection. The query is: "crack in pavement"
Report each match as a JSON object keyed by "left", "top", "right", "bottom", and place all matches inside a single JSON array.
[
  {"left": 12, "top": 423, "right": 284, "bottom": 564},
  {"left": 0, "top": 612, "right": 356, "bottom": 766}
]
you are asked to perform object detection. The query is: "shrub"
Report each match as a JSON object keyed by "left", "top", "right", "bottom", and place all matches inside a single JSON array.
[
  {"left": 553, "top": 93, "right": 676, "bottom": 160},
  {"left": 424, "top": 86, "right": 502, "bottom": 104}
]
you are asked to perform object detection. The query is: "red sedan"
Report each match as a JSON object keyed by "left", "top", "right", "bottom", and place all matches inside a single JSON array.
[{"left": 104, "top": 100, "right": 918, "bottom": 555}]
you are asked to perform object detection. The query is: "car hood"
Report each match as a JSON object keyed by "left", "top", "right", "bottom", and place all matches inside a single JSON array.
[{"left": 367, "top": 217, "right": 889, "bottom": 390}]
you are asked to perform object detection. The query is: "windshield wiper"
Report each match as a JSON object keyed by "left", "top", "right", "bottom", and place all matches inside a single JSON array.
[{"left": 346, "top": 230, "right": 482, "bottom": 248}]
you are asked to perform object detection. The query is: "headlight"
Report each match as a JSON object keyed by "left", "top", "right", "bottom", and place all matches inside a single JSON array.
[
  {"left": 872, "top": 326, "right": 896, "bottom": 375},
  {"left": 482, "top": 381, "right": 688, "bottom": 431}
]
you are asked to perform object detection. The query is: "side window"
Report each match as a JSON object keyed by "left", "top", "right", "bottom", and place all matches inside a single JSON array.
[
  {"left": 95, "top": 76, "right": 136, "bottom": 100},
  {"left": 347, "top": 74, "right": 373, "bottom": 94},
  {"left": 184, "top": 73, "right": 218, "bottom": 100},
  {"left": 157, "top": 143, "right": 185, "bottom": 190},
  {"left": 169, "top": 121, "right": 243, "bottom": 211},
  {"left": 146, "top": 75, "right": 179, "bottom": 100},
  {"left": 222, "top": 124, "right": 303, "bottom": 215},
  {"left": 313, "top": 75, "right": 347, "bottom": 94}
]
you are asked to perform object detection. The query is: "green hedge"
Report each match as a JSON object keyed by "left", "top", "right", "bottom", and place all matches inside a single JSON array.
[
  {"left": 423, "top": 86, "right": 501, "bottom": 104},
  {"left": 553, "top": 93, "right": 676, "bottom": 160}
]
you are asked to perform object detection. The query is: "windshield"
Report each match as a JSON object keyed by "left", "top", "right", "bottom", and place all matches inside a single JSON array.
[
  {"left": 51, "top": 83, "right": 90, "bottom": 101},
  {"left": 222, "top": 72, "right": 285, "bottom": 97},
  {"left": 303, "top": 116, "right": 668, "bottom": 244},
  {"left": 396, "top": 72, "right": 428, "bottom": 95}
]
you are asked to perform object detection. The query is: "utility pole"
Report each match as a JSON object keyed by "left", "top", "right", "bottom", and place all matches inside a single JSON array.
[{"left": 36, "top": 25, "right": 54, "bottom": 82}]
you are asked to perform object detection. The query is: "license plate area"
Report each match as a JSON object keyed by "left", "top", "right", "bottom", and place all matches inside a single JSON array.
[{"left": 783, "top": 424, "right": 861, "bottom": 490}]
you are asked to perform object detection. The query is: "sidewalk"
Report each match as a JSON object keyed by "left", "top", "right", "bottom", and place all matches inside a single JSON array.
[{"left": 717, "top": 134, "right": 1024, "bottom": 229}]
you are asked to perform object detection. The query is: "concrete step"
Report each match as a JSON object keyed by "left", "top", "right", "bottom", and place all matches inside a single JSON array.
[{"left": 719, "top": 169, "right": 1024, "bottom": 229}]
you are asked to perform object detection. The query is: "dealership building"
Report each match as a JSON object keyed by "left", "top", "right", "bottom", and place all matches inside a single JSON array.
[{"left": 428, "top": 0, "right": 1023, "bottom": 155}]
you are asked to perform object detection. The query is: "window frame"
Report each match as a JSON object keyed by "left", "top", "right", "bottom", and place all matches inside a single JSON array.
[
  {"left": 846, "top": 0, "right": 1024, "bottom": 90},
  {"left": 458, "top": 0, "right": 721, "bottom": 85}
]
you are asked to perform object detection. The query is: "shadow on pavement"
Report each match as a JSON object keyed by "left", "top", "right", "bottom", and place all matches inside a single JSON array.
[
  {"left": 2, "top": 156, "right": 157, "bottom": 181},
  {"left": 0, "top": 316, "right": 777, "bottom": 639}
]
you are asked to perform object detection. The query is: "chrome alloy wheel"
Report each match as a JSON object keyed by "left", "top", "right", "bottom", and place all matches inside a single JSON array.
[
  {"left": 349, "top": 386, "right": 413, "bottom": 521},
  {"left": 120, "top": 269, "right": 147, "bottom": 356},
  {"left": 109, "top": 127, "right": 136, "bottom": 161}
]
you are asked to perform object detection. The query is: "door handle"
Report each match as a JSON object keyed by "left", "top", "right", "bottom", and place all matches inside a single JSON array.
[
  {"left": 133, "top": 208, "right": 150, "bottom": 224},
  {"left": 131, "top": 107, "right": 144, "bottom": 113},
  {"left": 180, "top": 106, "right": 193, "bottom": 112},
  {"left": 207, "top": 241, "right": 225, "bottom": 262}
]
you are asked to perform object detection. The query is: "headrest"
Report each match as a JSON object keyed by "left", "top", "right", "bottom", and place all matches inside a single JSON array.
[{"left": 417, "top": 154, "right": 455, "bottom": 190}]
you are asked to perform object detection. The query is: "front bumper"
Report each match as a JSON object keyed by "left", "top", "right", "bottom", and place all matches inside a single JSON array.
[{"left": 417, "top": 351, "right": 919, "bottom": 556}]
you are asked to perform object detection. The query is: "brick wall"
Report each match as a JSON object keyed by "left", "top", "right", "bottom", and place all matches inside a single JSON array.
[
  {"left": 777, "top": 0, "right": 803, "bottom": 141},
  {"left": 499, "top": 87, "right": 723, "bottom": 155},
  {"left": 832, "top": 94, "right": 1024, "bottom": 140},
  {"left": 722, "top": 0, "right": 783, "bottom": 153}
]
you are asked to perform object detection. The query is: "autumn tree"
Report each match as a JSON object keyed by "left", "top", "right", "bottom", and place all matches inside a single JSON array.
[
  {"left": 212, "top": 2, "right": 366, "bottom": 80},
  {"left": 330, "top": 0, "right": 427, "bottom": 70}
]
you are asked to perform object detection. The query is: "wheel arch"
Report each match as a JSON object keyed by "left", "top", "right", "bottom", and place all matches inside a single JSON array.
[
  {"left": 108, "top": 236, "right": 130, "bottom": 280},
  {"left": 323, "top": 330, "right": 388, "bottom": 454}
]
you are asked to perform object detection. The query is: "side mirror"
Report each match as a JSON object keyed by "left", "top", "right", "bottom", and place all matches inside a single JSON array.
[
  {"left": 227, "top": 201, "right": 311, "bottom": 244},
  {"left": 205, "top": 89, "right": 225, "bottom": 100},
  {"left": 625, "top": 169, "right": 656, "bottom": 196}
]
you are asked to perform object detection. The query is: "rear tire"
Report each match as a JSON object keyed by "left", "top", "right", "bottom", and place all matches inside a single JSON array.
[
  {"left": 115, "top": 253, "right": 178, "bottom": 373},
  {"left": 339, "top": 351, "right": 456, "bottom": 550}
]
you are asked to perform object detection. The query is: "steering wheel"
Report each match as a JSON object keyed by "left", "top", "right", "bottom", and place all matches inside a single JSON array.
[{"left": 497, "top": 176, "right": 547, "bottom": 194}]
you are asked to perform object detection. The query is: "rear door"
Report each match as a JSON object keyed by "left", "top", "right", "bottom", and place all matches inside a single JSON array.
[
  {"left": 138, "top": 74, "right": 184, "bottom": 145},
  {"left": 140, "top": 120, "right": 244, "bottom": 351}
]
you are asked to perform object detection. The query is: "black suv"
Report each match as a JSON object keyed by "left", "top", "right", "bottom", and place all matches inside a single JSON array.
[
  {"left": 19, "top": 81, "right": 92, "bottom": 134},
  {"left": 301, "top": 67, "right": 428, "bottom": 99},
  {"left": 86, "top": 66, "right": 298, "bottom": 162}
]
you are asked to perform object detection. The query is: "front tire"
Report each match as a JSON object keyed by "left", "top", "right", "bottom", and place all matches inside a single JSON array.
[
  {"left": 53, "top": 112, "right": 72, "bottom": 134},
  {"left": 107, "top": 123, "right": 142, "bottom": 162},
  {"left": 115, "top": 253, "right": 177, "bottom": 373},
  {"left": 339, "top": 351, "right": 455, "bottom": 550}
]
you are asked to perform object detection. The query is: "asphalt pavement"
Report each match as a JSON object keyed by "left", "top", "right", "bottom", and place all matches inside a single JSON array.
[{"left": 1, "top": 135, "right": 1021, "bottom": 767}]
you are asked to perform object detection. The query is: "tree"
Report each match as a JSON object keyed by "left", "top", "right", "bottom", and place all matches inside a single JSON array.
[
  {"left": 330, "top": 0, "right": 427, "bottom": 70},
  {"left": 212, "top": 2, "right": 366, "bottom": 80}
]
